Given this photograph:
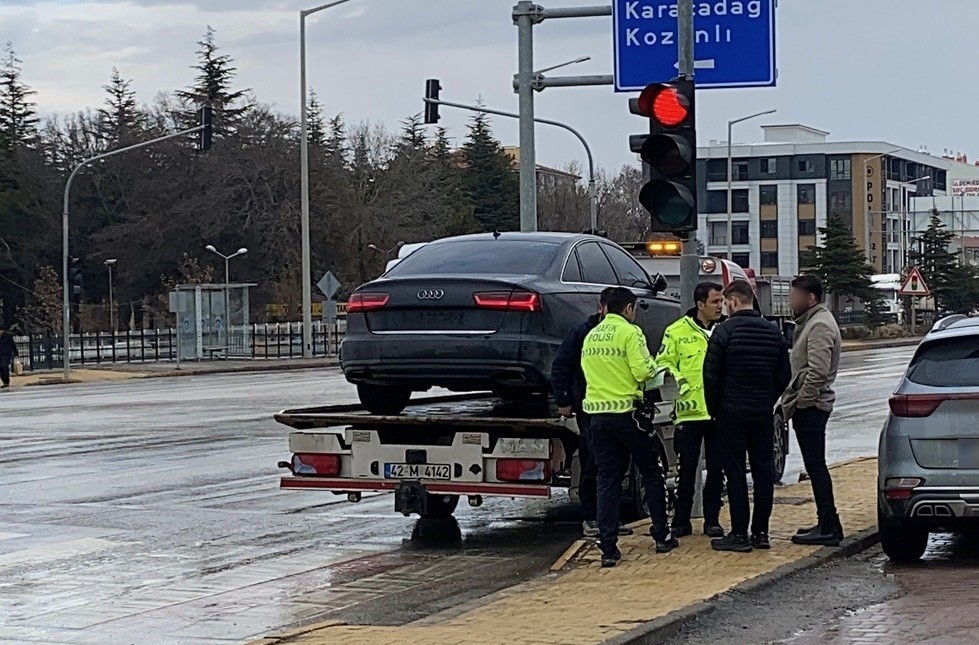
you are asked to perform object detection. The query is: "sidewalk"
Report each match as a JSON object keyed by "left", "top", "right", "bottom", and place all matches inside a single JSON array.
[{"left": 252, "top": 458, "right": 878, "bottom": 645}]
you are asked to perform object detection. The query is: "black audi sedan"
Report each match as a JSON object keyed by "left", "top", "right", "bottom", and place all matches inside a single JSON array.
[{"left": 340, "top": 232, "right": 680, "bottom": 414}]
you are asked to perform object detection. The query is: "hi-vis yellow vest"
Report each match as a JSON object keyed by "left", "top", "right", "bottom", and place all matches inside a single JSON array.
[
  {"left": 581, "top": 313, "right": 656, "bottom": 414},
  {"left": 655, "top": 315, "right": 712, "bottom": 423}
]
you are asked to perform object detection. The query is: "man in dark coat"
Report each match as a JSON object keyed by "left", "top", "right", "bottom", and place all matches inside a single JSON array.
[
  {"left": 703, "top": 280, "right": 791, "bottom": 552},
  {"left": 0, "top": 325, "right": 18, "bottom": 389}
]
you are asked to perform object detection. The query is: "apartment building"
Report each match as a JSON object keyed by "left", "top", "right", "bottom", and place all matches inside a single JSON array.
[{"left": 696, "top": 124, "right": 979, "bottom": 275}]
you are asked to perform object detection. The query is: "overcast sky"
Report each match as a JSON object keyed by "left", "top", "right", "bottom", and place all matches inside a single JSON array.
[{"left": 4, "top": 0, "right": 979, "bottom": 172}]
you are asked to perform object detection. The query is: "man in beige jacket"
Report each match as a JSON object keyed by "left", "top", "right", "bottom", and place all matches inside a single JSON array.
[{"left": 782, "top": 275, "right": 843, "bottom": 547}]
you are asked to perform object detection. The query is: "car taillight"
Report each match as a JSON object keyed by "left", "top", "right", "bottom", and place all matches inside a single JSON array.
[
  {"left": 347, "top": 292, "right": 389, "bottom": 313},
  {"left": 883, "top": 477, "right": 924, "bottom": 500},
  {"left": 889, "top": 393, "right": 979, "bottom": 418},
  {"left": 474, "top": 291, "right": 541, "bottom": 312},
  {"left": 291, "top": 453, "right": 341, "bottom": 476},
  {"left": 496, "top": 459, "right": 551, "bottom": 482}
]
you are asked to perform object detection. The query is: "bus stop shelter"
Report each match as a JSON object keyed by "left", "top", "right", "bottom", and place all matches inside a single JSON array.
[{"left": 169, "top": 283, "right": 255, "bottom": 361}]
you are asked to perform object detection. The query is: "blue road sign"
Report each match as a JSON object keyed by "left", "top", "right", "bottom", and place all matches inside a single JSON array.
[{"left": 613, "top": 0, "right": 776, "bottom": 91}]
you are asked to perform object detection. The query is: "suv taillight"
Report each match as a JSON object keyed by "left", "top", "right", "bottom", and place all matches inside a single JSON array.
[
  {"left": 347, "top": 292, "right": 389, "bottom": 313},
  {"left": 889, "top": 393, "right": 979, "bottom": 418},
  {"left": 474, "top": 291, "right": 541, "bottom": 312}
]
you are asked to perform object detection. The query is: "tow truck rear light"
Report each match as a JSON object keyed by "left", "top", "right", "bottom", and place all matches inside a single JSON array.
[
  {"left": 883, "top": 477, "right": 924, "bottom": 500},
  {"left": 496, "top": 459, "right": 551, "bottom": 483},
  {"left": 474, "top": 291, "right": 541, "bottom": 312},
  {"left": 291, "top": 453, "right": 341, "bottom": 476},
  {"left": 347, "top": 292, "right": 390, "bottom": 313}
]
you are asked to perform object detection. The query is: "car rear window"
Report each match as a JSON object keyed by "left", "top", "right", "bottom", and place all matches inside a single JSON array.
[
  {"left": 386, "top": 240, "right": 560, "bottom": 276},
  {"left": 907, "top": 336, "right": 979, "bottom": 387}
]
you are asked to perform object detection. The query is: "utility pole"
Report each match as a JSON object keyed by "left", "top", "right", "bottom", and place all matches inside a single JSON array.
[
  {"left": 677, "top": 0, "right": 698, "bottom": 315},
  {"left": 514, "top": 1, "right": 540, "bottom": 232}
]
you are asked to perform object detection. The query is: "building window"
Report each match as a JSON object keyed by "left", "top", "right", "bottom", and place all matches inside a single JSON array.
[
  {"left": 709, "top": 222, "right": 727, "bottom": 246},
  {"left": 829, "top": 158, "right": 851, "bottom": 180},
  {"left": 761, "top": 252, "right": 779, "bottom": 269},
  {"left": 797, "top": 159, "right": 815, "bottom": 173},
  {"left": 798, "top": 184, "right": 815, "bottom": 204},
  {"left": 732, "top": 221, "right": 749, "bottom": 245},
  {"left": 760, "top": 185, "right": 778, "bottom": 206},
  {"left": 798, "top": 219, "right": 817, "bottom": 236},
  {"left": 731, "top": 189, "right": 749, "bottom": 213},
  {"left": 704, "top": 190, "right": 727, "bottom": 213},
  {"left": 761, "top": 221, "right": 778, "bottom": 239},
  {"left": 733, "top": 161, "right": 749, "bottom": 181},
  {"left": 732, "top": 252, "right": 751, "bottom": 268},
  {"left": 761, "top": 158, "right": 777, "bottom": 175},
  {"left": 830, "top": 191, "right": 852, "bottom": 212}
]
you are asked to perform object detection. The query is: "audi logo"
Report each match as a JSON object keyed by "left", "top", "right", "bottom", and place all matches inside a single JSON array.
[{"left": 417, "top": 289, "right": 445, "bottom": 300}]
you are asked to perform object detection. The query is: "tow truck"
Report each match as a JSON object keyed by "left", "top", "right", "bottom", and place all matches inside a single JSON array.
[{"left": 277, "top": 391, "right": 679, "bottom": 520}]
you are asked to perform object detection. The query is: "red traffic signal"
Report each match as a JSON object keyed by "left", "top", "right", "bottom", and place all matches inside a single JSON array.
[{"left": 635, "top": 84, "right": 689, "bottom": 127}]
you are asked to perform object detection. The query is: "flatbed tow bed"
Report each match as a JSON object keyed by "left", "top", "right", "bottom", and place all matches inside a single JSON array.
[{"left": 276, "top": 393, "right": 677, "bottom": 519}]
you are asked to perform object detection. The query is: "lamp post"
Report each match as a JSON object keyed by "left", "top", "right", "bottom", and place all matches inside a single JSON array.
[
  {"left": 863, "top": 149, "right": 901, "bottom": 266},
  {"left": 104, "top": 259, "right": 117, "bottom": 334},
  {"left": 205, "top": 245, "right": 247, "bottom": 342},
  {"left": 300, "top": 0, "right": 353, "bottom": 360},
  {"left": 725, "top": 109, "right": 776, "bottom": 260}
]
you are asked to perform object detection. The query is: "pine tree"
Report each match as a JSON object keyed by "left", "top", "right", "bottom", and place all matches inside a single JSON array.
[
  {"left": 175, "top": 26, "right": 251, "bottom": 136},
  {"left": 801, "top": 214, "right": 877, "bottom": 309},
  {"left": 460, "top": 110, "right": 519, "bottom": 232},
  {"left": 99, "top": 68, "right": 143, "bottom": 144},
  {"left": 909, "top": 210, "right": 979, "bottom": 314},
  {"left": 324, "top": 113, "right": 348, "bottom": 167},
  {"left": 431, "top": 127, "right": 477, "bottom": 236},
  {"left": 306, "top": 89, "right": 326, "bottom": 149},
  {"left": 0, "top": 42, "right": 39, "bottom": 155}
]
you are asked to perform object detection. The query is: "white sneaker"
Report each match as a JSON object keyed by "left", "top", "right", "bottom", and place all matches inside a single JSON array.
[{"left": 582, "top": 520, "right": 600, "bottom": 538}]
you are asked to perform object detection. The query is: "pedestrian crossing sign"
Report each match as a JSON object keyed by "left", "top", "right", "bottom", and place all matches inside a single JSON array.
[{"left": 899, "top": 267, "right": 931, "bottom": 297}]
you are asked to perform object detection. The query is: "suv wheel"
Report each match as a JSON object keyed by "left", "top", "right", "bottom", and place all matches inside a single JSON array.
[
  {"left": 879, "top": 512, "right": 928, "bottom": 562},
  {"left": 357, "top": 383, "right": 411, "bottom": 415},
  {"left": 772, "top": 411, "right": 788, "bottom": 483}
]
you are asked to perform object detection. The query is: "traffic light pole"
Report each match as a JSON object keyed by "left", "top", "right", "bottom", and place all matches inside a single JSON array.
[
  {"left": 676, "top": 0, "right": 698, "bottom": 316},
  {"left": 426, "top": 97, "right": 598, "bottom": 233},
  {"left": 61, "top": 124, "right": 205, "bottom": 383}
]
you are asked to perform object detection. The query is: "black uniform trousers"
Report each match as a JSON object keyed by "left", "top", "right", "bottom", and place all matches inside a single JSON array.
[
  {"left": 590, "top": 410, "right": 670, "bottom": 555},
  {"left": 672, "top": 420, "right": 724, "bottom": 528},
  {"left": 575, "top": 410, "right": 597, "bottom": 523},
  {"left": 717, "top": 412, "right": 775, "bottom": 537}
]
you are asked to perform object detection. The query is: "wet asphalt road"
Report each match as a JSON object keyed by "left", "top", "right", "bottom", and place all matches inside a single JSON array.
[{"left": 0, "top": 346, "right": 916, "bottom": 644}]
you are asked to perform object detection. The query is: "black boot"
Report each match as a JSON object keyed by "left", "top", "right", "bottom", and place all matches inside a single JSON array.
[{"left": 791, "top": 516, "right": 842, "bottom": 547}]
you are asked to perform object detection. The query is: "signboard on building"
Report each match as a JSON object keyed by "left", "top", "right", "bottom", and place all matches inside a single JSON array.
[{"left": 952, "top": 179, "right": 979, "bottom": 196}]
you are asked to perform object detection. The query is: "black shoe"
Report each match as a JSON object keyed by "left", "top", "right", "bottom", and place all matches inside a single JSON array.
[
  {"left": 795, "top": 524, "right": 817, "bottom": 535},
  {"left": 703, "top": 523, "right": 725, "bottom": 538},
  {"left": 671, "top": 523, "right": 693, "bottom": 538},
  {"left": 618, "top": 524, "right": 634, "bottom": 536},
  {"left": 601, "top": 548, "right": 622, "bottom": 568},
  {"left": 655, "top": 533, "right": 679, "bottom": 553},
  {"left": 751, "top": 533, "right": 771, "bottom": 550},
  {"left": 791, "top": 526, "right": 841, "bottom": 547},
  {"left": 711, "top": 533, "right": 753, "bottom": 553}
]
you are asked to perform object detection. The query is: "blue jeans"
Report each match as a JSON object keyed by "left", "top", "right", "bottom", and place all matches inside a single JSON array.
[{"left": 590, "top": 411, "right": 670, "bottom": 554}]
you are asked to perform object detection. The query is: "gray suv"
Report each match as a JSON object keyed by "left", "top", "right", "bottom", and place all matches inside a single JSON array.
[{"left": 878, "top": 314, "right": 979, "bottom": 561}]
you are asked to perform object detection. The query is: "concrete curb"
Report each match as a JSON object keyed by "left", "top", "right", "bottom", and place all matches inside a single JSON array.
[
  {"left": 22, "top": 359, "right": 339, "bottom": 386},
  {"left": 600, "top": 526, "right": 881, "bottom": 645},
  {"left": 841, "top": 338, "right": 919, "bottom": 352}
]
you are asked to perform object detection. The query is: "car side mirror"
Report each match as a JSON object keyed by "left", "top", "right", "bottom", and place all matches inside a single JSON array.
[{"left": 650, "top": 273, "right": 668, "bottom": 295}]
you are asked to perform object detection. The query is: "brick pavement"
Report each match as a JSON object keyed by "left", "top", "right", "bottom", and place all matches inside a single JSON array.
[
  {"left": 787, "top": 534, "right": 979, "bottom": 645},
  {"left": 253, "top": 458, "right": 878, "bottom": 645}
]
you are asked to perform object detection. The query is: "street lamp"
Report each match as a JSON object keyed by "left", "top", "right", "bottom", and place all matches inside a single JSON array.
[
  {"left": 863, "top": 149, "right": 901, "bottom": 264},
  {"left": 205, "top": 245, "right": 247, "bottom": 343},
  {"left": 368, "top": 241, "right": 405, "bottom": 260},
  {"left": 725, "top": 109, "right": 777, "bottom": 259},
  {"left": 300, "top": 0, "right": 353, "bottom": 360},
  {"left": 104, "top": 259, "right": 117, "bottom": 334}
]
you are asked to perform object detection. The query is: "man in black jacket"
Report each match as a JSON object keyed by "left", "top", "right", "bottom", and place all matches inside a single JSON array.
[
  {"left": 0, "top": 325, "right": 18, "bottom": 389},
  {"left": 703, "top": 280, "right": 791, "bottom": 552},
  {"left": 551, "top": 287, "right": 631, "bottom": 538}
]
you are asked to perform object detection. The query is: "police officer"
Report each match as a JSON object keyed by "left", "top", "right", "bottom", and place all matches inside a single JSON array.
[
  {"left": 655, "top": 282, "right": 725, "bottom": 539},
  {"left": 551, "top": 287, "right": 633, "bottom": 539},
  {"left": 582, "top": 287, "right": 677, "bottom": 568}
]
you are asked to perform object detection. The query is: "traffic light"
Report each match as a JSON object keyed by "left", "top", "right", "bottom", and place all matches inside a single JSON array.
[
  {"left": 198, "top": 105, "right": 213, "bottom": 151},
  {"left": 68, "top": 258, "right": 83, "bottom": 305},
  {"left": 629, "top": 79, "right": 697, "bottom": 233},
  {"left": 424, "top": 79, "right": 441, "bottom": 125}
]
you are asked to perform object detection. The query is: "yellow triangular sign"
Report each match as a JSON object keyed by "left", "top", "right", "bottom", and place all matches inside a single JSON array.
[{"left": 899, "top": 267, "right": 931, "bottom": 297}]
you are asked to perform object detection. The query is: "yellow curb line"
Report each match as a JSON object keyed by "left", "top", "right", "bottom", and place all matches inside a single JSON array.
[{"left": 551, "top": 539, "right": 589, "bottom": 572}]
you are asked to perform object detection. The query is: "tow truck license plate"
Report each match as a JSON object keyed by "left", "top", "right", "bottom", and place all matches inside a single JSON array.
[{"left": 384, "top": 463, "right": 451, "bottom": 480}]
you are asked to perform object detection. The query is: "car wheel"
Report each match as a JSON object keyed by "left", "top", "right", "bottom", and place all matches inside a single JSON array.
[
  {"left": 879, "top": 515, "right": 928, "bottom": 562},
  {"left": 421, "top": 494, "right": 459, "bottom": 519},
  {"left": 357, "top": 383, "right": 411, "bottom": 415},
  {"left": 772, "top": 412, "right": 788, "bottom": 483}
]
